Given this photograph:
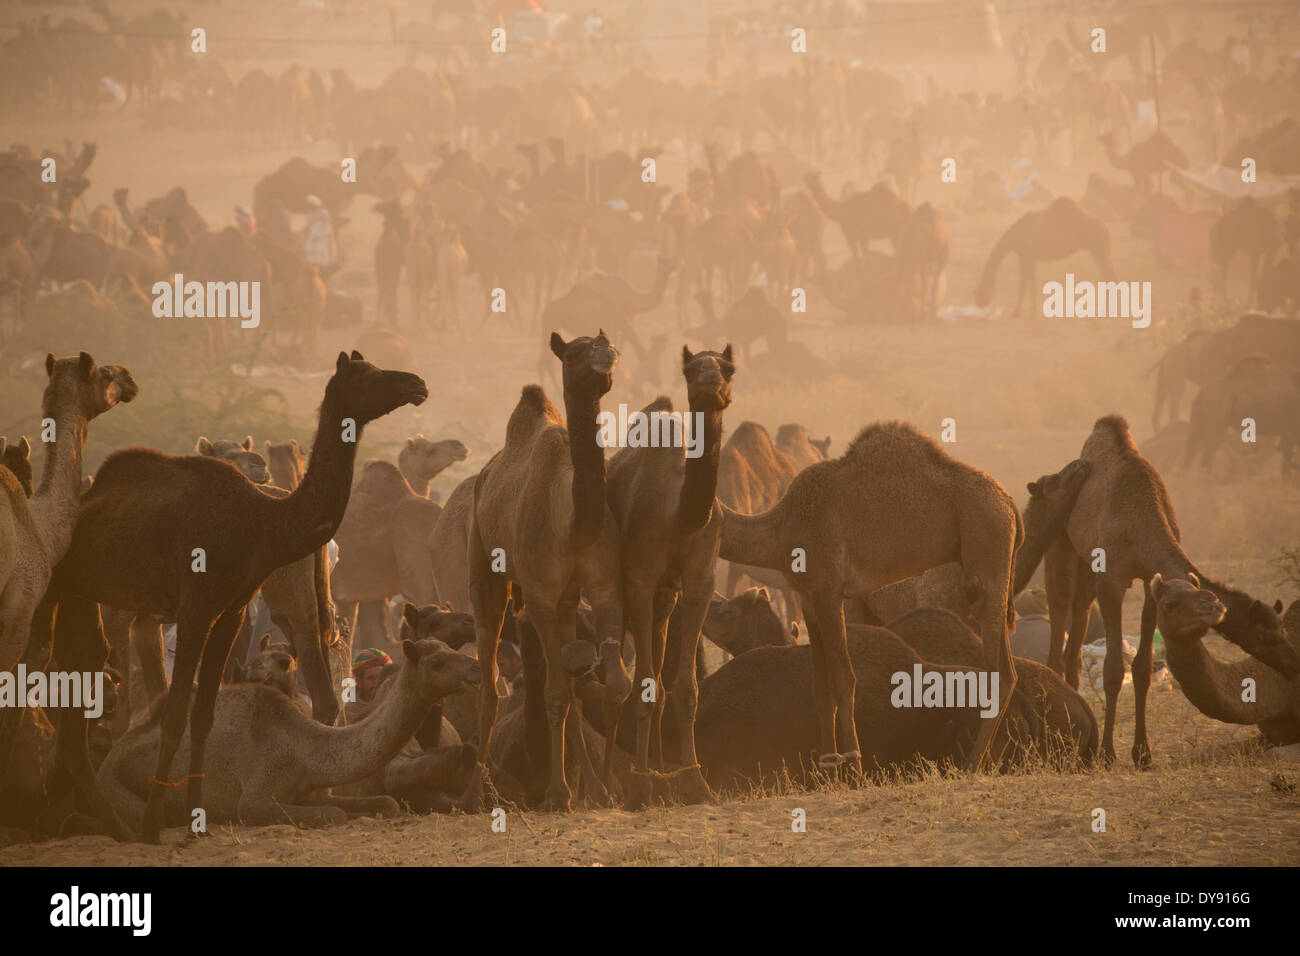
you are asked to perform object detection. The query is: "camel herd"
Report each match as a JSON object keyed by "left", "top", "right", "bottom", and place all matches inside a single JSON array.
[{"left": 0, "top": 2, "right": 1298, "bottom": 848}]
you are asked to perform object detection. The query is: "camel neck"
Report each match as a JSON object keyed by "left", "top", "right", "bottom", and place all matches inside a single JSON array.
[
  {"left": 304, "top": 666, "right": 434, "bottom": 788},
  {"left": 564, "top": 387, "right": 606, "bottom": 550},
  {"left": 677, "top": 406, "right": 723, "bottom": 533},
  {"left": 1163, "top": 632, "right": 1292, "bottom": 724},
  {"left": 1013, "top": 503, "right": 1062, "bottom": 594},
  {"left": 1198, "top": 577, "right": 1261, "bottom": 651},
  {"left": 719, "top": 503, "right": 787, "bottom": 572},
  {"left": 29, "top": 397, "right": 89, "bottom": 564},
  {"left": 271, "top": 387, "right": 359, "bottom": 566}
]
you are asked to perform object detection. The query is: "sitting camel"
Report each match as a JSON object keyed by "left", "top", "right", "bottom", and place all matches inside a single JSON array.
[{"left": 97, "top": 638, "right": 477, "bottom": 830}]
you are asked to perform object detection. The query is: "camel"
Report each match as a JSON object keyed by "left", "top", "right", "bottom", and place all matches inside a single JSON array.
[
  {"left": 230, "top": 633, "right": 300, "bottom": 699},
  {"left": 694, "top": 625, "right": 1025, "bottom": 792},
  {"left": 374, "top": 200, "right": 408, "bottom": 325},
  {"left": 803, "top": 173, "right": 910, "bottom": 259},
  {"left": 1155, "top": 576, "right": 1300, "bottom": 745},
  {"left": 604, "top": 345, "right": 735, "bottom": 808},
  {"left": 719, "top": 421, "right": 1023, "bottom": 774},
  {"left": 195, "top": 436, "right": 269, "bottom": 484},
  {"left": 1182, "top": 355, "right": 1300, "bottom": 477},
  {"left": 265, "top": 439, "right": 306, "bottom": 490},
  {"left": 44, "top": 351, "right": 426, "bottom": 843},
  {"left": 1100, "top": 132, "right": 1189, "bottom": 193},
  {"left": 333, "top": 436, "right": 469, "bottom": 642},
  {"left": 460, "top": 331, "right": 627, "bottom": 812},
  {"left": 775, "top": 425, "right": 830, "bottom": 471},
  {"left": 1043, "top": 416, "right": 1300, "bottom": 767},
  {"left": 0, "top": 353, "right": 137, "bottom": 737},
  {"left": 428, "top": 474, "right": 475, "bottom": 612},
  {"left": 1209, "top": 198, "right": 1282, "bottom": 306},
  {"left": 0, "top": 436, "right": 33, "bottom": 496},
  {"left": 974, "top": 198, "right": 1114, "bottom": 316},
  {"left": 541, "top": 258, "right": 677, "bottom": 369},
  {"left": 97, "top": 638, "right": 477, "bottom": 830},
  {"left": 898, "top": 203, "right": 949, "bottom": 321},
  {"left": 691, "top": 287, "right": 787, "bottom": 361}
]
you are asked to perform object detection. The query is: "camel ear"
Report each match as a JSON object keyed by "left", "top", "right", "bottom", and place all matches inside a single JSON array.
[
  {"left": 402, "top": 602, "right": 419, "bottom": 629},
  {"left": 45, "top": 353, "right": 55, "bottom": 377},
  {"left": 196, "top": 437, "right": 213, "bottom": 455},
  {"left": 1151, "top": 573, "right": 1167, "bottom": 598},
  {"left": 350, "top": 350, "right": 364, "bottom": 361},
  {"left": 756, "top": 587, "right": 770, "bottom": 603},
  {"left": 1274, "top": 599, "right": 1284, "bottom": 614},
  {"left": 78, "top": 351, "right": 95, "bottom": 376},
  {"left": 549, "top": 332, "right": 567, "bottom": 358},
  {"left": 402, "top": 639, "right": 421, "bottom": 663},
  {"left": 791, "top": 621, "right": 800, "bottom": 640},
  {"left": 1027, "top": 479, "right": 1042, "bottom": 496},
  {"left": 19, "top": 437, "right": 29, "bottom": 458},
  {"left": 406, "top": 438, "right": 415, "bottom": 450},
  {"left": 264, "top": 440, "right": 272, "bottom": 451},
  {"left": 259, "top": 633, "right": 272, "bottom": 651},
  {"left": 722, "top": 344, "right": 733, "bottom": 363},
  {"left": 682, "top": 345, "right": 694, "bottom": 366},
  {"left": 242, "top": 436, "right": 254, "bottom": 451},
  {"left": 336, "top": 351, "right": 349, "bottom": 372},
  {"left": 1187, "top": 571, "right": 1200, "bottom": 589},
  {"left": 291, "top": 439, "right": 301, "bottom": 453}
]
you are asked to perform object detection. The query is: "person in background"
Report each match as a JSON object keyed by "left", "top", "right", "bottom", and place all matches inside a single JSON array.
[
  {"left": 346, "top": 647, "right": 392, "bottom": 724},
  {"left": 234, "top": 204, "right": 256, "bottom": 239},
  {"left": 302, "top": 194, "right": 336, "bottom": 269}
]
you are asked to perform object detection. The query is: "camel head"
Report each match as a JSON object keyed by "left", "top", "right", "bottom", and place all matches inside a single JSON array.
[
  {"left": 1025, "top": 457, "right": 1092, "bottom": 523},
  {"left": 328, "top": 350, "right": 427, "bottom": 426},
  {"left": 402, "top": 435, "right": 469, "bottom": 481},
  {"left": 704, "top": 587, "right": 793, "bottom": 654},
  {"left": 237, "top": 634, "right": 299, "bottom": 699},
  {"left": 400, "top": 601, "right": 476, "bottom": 650},
  {"left": 549, "top": 330, "right": 619, "bottom": 398},
  {"left": 1150, "top": 573, "right": 1226, "bottom": 642},
  {"left": 196, "top": 435, "right": 270, "bottom": 484},
  {"left": 811, "top": 436, "right": 832, "bottom": 458},
  {"left": 681, "top": 343, "right": 735, "bottom": 412},
  {"left": 44, "top": 351, "right": 138, "bottom": 422},
  {"left": 400, "top": 638, "right": 481, "bottom": 702},
  {"left": 1235, "top": 594, "right": 1300, "bottom": 680},
  {"left": 0, "top": 435, "right": 33, "bottom": 496}
]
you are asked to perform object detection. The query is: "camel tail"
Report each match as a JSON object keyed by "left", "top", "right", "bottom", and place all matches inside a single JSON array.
[{"left": 974, "top": 229, "right": 1015, "bottom": 307}]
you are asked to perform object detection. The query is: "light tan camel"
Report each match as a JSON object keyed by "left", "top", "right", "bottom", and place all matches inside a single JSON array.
[
  {"left": 264, "top": 439, "right": 306, "bottom": 490},
  {"left": 1155, "top": 576, "right": 1300, "bottom": 744},
  {"left": 605, "top": 345, "right": 735, "bottom": 808},
  {"left": 45, "top": 351, "right": 426, "bottom": 843},
  {"left": 195, "top": 436, "right": 269, "bottom": 484},
  {"left": 1043, "top": 416, "right": 1300, "bottom": 767},
  {"left": 429, "top": 475, "right": 475, "bottom": 612},
  {"left": 460, "top": 331, "right": 627, "bottom": 812},
  {"left": 398, "top": 435, "right": 468, "bottom": 497},
  {"left": 96, "top": 638, "right": 477, "bottom": 830},
  {"left": 720, "top": 421, "right": 1023, "bottom": 773},
  {"left": 974, "top": 198, "right": 1114, "bottom": 315},
  {"left": 0, "top": 353, "right": 137, "bottom": 682}
]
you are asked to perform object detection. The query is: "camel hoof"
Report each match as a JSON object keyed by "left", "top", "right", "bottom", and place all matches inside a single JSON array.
[
  {"left": 541, "top": 790, "right": 572, "bottom": 814},
  {"left": 625, "top": 774, "right": 654, "bottom": 811},
  {"left": 1132, "top": 746, "right": 1152, "bottom": 771},
  {"left": 1100, "top": 745, "right": 1117, "bottom": 768},
  {"left": 676, "top": 770, "right": 715, "bottom": 806}
]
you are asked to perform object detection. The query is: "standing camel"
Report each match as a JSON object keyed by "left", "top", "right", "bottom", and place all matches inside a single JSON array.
[
  {"left": 719, "top": 421, "right": 1023, "bottom": 774},
  {"left": 460, "top": 331, "right": 628, "bottom": 812},
  {"left": 975, "top": 198, "right": 1113, "bottom": 316},
  {"left": 606, "top": 344, "right": 735, "bottom": 808},
  {"left": 1042, "top": 416, "right": 1300, "bottom": 767},
  {"left": 44, "top": 352, "right": 427, "bottom": 843}
]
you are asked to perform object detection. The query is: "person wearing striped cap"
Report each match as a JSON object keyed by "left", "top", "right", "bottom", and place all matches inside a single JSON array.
[{"left": 352, "top": 648, "right": 392, "bottom": 703}]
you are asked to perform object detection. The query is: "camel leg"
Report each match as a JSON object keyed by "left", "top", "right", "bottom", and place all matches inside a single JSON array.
[
  {"left": 1095, "top": 578, "right": 1128, "bottom": 766},
  {"left": 318, "top": 792, "right": 402, "bottom": 817},
  {"left": 799, "top": 596, "right": 838, "bottom": 768},
  {"left": 459, "top": 552, "right": 507, "bottom": 814},
  {"left": 532, "top": 604, "right": 576, "bottom": 812},
  {"left": 556, "top": 586, "right": 611, "bottom": 809},
  {"left": 142, "top": 607, "right": 212, "bottom": 844},
  {"left": 132, "top": 616, "right": 166, "bottom": 703},
  {"left": 1043, "top": 533, "right": 1076, "bottom": 677},
  {"left": 186, "top": 602, "right": 248, "bottom": 830},
  {"left": 963, "top": 554, "right": 1018, "bottom": 773},
  {"left": 811, "top": 590, "right": 861, "bottom": 775},
  {"left": 1131, "top": 584, "right": 1157, "bottom": 769},
  {"left": 237, "top": 800, "right": 347, "bottom": 828},
  {"left": 582, "top": 574, "right": 629, "bottom": 789},
  {"left": 668, "top": 585, "right": 717, "bottom": 806},
  {"left": 624, "top": 583, "right": 658, "bottom": 810},
  {"left": 1064, "top": 565, "right": 1096, "bottom": 691}
]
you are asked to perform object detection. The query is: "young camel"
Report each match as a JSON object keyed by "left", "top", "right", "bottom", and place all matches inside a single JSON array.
[
  {"left": 0, "top": 354, "right": 137, "bottom": 764},
  {"left": 461, "top": 332, "right": 628, "bottom": 812},
  {"left": 1043, "top": 416, "right": 1300, "bottom": 767},
  {"left": 97, "top": 639, "right": 477, "bottom": 830},
  {"left": 974, "top": 197, "right": 1114, "bottom": 316},
  {"left": 44, "top": 351, "right": 426, "bottom": 843},
  {"left": 605, "top": 345, "right": 735, "bottom": 808},
  {"left": 720, "top": 421, "right": 1023, "bottom": 774}
]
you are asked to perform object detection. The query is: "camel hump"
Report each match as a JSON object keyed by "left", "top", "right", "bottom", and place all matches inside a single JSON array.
[
  {"left": 844, "top": 420, "right": 946, "bottom": 462},
  {"left": 507, "top": 386, "right": 564, "bottom": 447},
  {"left": 1083, "top": 414, "right": 1139, "bottom": 457},
  {"left": 642, "top": 395, "right": 674, "bottom": 415}
]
